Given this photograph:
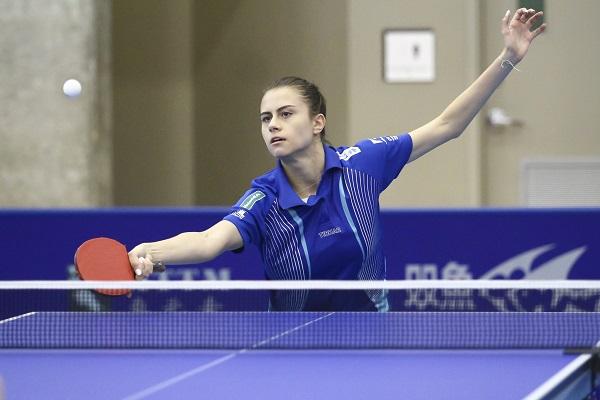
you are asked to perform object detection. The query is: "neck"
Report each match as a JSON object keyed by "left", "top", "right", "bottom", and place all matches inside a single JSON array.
[{"left": 280, "top": 141, "right": 325, "bottom": 197}]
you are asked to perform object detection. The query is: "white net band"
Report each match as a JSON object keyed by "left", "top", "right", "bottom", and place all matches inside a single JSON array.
[{"left": 1, "top": 279, "right": 600, "bottom": 290}]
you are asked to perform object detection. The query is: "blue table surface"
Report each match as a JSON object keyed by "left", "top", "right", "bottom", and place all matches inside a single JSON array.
[
  {"left": 1, "top": 311, "right": 597, "bottom": 399},
  {"left": 0, "top": 349, "right": 579, "bottom": 400}
]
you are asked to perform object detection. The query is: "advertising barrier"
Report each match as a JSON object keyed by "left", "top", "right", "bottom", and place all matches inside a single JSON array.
[{"left": 0, "top": 208, "right": 598, "bottom": 314}]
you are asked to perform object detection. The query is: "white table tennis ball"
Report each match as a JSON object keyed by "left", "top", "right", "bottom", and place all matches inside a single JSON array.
[{"left": 62, "top": 79, "right": 82, "bottom": 97}]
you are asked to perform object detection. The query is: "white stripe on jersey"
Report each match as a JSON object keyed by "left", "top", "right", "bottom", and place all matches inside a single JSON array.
[
  {"left": 263, "top": 198, "right": 308, "bottom": 310},
  {"left": 342, "top": 168, "right": 388, "bottom": 310}
]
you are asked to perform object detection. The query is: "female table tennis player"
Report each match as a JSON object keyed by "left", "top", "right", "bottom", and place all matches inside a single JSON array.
[{"left": 129, "top": 9, "right": 546, "bottom": 311}]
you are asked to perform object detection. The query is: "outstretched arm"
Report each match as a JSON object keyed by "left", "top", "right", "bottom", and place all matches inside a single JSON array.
[
  {"left": 408, "top": 8, "right": 546, "bottom": 162},
  {"left": 128, "top": 220, "right": 243, "bottom": 279}
]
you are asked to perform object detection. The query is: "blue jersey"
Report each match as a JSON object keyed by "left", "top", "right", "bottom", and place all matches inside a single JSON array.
[{"left": 223, "top": 134, "right": 413, "bottom": 311}]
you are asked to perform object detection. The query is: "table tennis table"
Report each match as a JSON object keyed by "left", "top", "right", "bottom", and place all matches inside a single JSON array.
[{"left": 1, "top": 311, "right": 599, "bottom": 399}]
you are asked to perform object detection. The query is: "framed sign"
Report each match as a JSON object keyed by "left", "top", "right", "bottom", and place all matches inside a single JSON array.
[{"left": 383, "top": 29, "right": 435, "bottom": 83}]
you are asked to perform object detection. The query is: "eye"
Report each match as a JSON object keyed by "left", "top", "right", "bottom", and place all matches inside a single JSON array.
[
  {"left": 281, "top": 111, "right": 292, "bottom": 118},
  {"left": 261, "top": 115, "right": 271, "bottom": 123}
]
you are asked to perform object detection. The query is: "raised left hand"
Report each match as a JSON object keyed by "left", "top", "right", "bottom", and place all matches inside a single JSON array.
[{"left": 501, "top": 8, "right": 546, "bottom": 64}]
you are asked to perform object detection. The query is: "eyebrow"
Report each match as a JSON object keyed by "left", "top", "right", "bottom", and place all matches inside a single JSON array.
[{"left": 260, "top": 105, "right": 295, "bottom": 117}]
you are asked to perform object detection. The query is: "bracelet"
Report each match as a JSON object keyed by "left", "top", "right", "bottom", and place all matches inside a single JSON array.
[{"left": 501, "top": 59, "right": 521, "bottom": 72}]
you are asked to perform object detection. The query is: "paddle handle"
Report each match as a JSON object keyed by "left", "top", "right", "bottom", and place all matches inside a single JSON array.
[{"left": 153, "top": 262, "right": 166, "bottom": 273}]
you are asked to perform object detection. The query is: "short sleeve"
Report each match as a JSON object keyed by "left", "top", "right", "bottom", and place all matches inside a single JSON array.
[
  {"left": 344, "top": 133, "right": 413, "bottom": 191},
  {"left": 222, "top": 188, "right": 271, "bottom": 250}
]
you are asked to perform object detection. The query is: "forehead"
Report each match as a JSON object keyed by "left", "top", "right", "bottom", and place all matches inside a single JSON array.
[{"left": 260, "top": 86, "right": 305, "bottom": 112}]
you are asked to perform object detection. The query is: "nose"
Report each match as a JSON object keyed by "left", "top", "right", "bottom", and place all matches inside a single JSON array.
[{"left": 268, "top": 116, "right": 280, "bottom": 132}]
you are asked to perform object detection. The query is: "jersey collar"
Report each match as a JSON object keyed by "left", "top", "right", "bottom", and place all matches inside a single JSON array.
[{"left": 276, "top": 145, "right": 342, "bottom": 209}]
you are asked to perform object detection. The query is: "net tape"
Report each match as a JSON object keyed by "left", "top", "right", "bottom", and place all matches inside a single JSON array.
[{"left": 2, "top": 279, "right": 600, "bottom": 290}]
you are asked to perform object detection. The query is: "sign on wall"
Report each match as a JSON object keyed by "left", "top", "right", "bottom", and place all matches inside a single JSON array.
[{"left": 383, "top": 29, "right": 435, "bottom": 83}]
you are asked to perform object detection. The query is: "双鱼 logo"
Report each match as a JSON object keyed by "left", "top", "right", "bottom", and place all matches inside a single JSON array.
[{"left": 403, "top": 244, "right": 590, "bottom": 312}]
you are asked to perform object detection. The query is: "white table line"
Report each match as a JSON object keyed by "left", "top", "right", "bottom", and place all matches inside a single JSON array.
[
  {"left": 121, "top": 312, "right": 335, "bottom": 400},
  {"left": 0, "top": 312, "right": 36, "bottom": 325}
]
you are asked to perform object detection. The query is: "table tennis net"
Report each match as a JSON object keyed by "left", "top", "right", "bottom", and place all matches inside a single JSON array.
[{"left": 1, "top": 280, "right": 600, "bottom": 349}]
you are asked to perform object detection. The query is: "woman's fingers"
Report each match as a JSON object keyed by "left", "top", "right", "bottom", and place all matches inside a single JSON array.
[
  {"left": 527, "top": 11, "right": 543, "bottom": 25},
  {"left": 511, "top": 8, "right": 540, "bottom": 25},
  {"left": 531, "top": 23, "right": 547, "bottom": 39},
  {"left": 128, "top": 244, "right": 154, "bottom": 280},
  {"left": 135, "top": 257, "right": 153, "bottom": 280},
  {"left": 502, "top": 9, "right": 511, "bottom": 31},
  {"left": 512, "top": 8, "right": 525, "bottom": 24},
  {"left": 523, "top": 9, "right": 535, "bottom": 22},
  {"left": 129, "top": 254, "right": 152, "bottom": 280},
  {"left": 128, "top": 252, "right": 141, "bottom": 279}
]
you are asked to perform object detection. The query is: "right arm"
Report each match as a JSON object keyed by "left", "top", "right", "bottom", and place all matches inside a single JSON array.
[{"left": 128, "top": 220, "right": 243, "bottom": 279}]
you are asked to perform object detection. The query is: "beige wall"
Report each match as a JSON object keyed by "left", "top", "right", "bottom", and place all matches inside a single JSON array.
[
  {"left": 348, "top": 0, "right": 482, "bottom": 207},
  {"left": 110, "top": 0, "right": 599, "bottom": 208},
  {"left": 112, "top": 0, "right": 347, "bottom": 206},
  {"left": 112, "top": 0, "right": 194, "bottom": 206},
  {"left": 192, "top": 0, "right": 347, "bottom": 205},
  {"left": 4, "top": 2, "right": 596, "bottom": 208},
  {"left": 481, "top": 0, "right": 600, "bottom": 205}
]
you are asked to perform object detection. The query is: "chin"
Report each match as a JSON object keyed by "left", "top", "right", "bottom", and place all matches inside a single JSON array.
[
  {"left": 268, "top": 144, "right": 291, "bottom": 158},
  {"left": 270, "top": 149, "right": 290, "bottom": 159}
]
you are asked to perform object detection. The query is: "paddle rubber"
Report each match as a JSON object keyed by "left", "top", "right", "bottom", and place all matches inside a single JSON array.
[{"left": 74, "top": 237, "right": 165, "bottom": 296}]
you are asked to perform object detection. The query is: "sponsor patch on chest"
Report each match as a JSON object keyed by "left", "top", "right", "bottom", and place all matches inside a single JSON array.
[{"left": 318, "top": 226, "right": 342, "bottom": 238}]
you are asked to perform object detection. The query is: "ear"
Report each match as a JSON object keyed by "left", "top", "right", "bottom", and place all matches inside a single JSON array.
[{"left": 312, "top": 114, "right": 326, "bottom": 135}]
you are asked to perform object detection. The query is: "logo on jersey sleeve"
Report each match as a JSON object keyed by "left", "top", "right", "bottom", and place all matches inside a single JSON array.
[
  {"left": 231, "top": 210, "right": 247, "bottom": 220},
  {"left": 338, "top": 146, "right": 361, "bottom": 161},
  {"left": 369, "top": 135, "right": 399, "bottom": 144},
  {"left": 240, "top": 191, "right": 265, "bottom": 210}
]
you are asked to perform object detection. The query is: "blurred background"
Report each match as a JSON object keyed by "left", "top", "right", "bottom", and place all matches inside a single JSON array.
[{"left": 0, "top": 0, "right": 598, "bottom": 209}]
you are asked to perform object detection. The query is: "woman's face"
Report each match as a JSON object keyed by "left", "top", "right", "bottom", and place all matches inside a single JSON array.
[{"left": 260, "top": 86, "right": 324, "bottom": 159}]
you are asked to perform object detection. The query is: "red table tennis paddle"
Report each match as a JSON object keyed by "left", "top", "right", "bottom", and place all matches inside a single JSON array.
[{"left": 74, "top": 237, "right": 165, "bottom": 296}]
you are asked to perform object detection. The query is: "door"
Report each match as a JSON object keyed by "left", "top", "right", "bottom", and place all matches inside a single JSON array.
[{"left": 481, "top": 0, "right": 600, "bottom": 205}]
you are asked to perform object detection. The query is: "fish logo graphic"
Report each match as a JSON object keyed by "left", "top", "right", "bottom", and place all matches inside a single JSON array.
[
  {"left": 480, "top": 244, "right": 587, "bottom": 280},
  {"left": 479, "top": 244, "right": 592, "bottom": 311}
]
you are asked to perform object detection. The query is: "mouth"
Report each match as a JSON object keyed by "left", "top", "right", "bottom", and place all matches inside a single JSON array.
[{"left": 270, "top": 137, "right": 285, "bottom": 144}]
